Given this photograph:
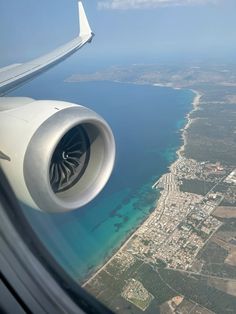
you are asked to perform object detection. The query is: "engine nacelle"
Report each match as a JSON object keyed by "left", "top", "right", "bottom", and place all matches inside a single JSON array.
[{"left": 0, "top": 97, "right": 115, "bottom": 213}]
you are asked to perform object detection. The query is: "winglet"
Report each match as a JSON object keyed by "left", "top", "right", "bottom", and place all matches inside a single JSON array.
[
  {"left": 78, "top": 1, "right": 93, "bottom": 39},
  {"left": 0, "top": 1, "right": 94, "bottom": 95}
]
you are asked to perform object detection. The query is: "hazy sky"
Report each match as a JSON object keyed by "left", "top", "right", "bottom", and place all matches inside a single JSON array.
[{"left": 0, "top": 0, "right": 236, "bottom": 67}]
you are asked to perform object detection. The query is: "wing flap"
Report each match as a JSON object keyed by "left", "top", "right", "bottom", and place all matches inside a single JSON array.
[{"left": 0, "top": 64, "right": 22, "bottom": 74}]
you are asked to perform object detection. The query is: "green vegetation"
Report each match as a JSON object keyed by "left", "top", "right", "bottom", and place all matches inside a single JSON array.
[
  {"left": 134, "top": 264, "right": 176, "bottom": 305},
  {"left": 180, "top": 179, "right": 214, "bottom": 195},
  {"left": 158, "top": 269, "right": 236, "bottom": 313},
  {"left": 185, "top": 99, "right": 236, "bottom": 165},
  {"left": 200, "top": 242, "right": 228, "bottom": 264}
]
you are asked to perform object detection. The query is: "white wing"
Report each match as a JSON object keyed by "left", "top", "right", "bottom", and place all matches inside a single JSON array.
[{"left": 0, "top": 1, "right": 94, "bottom": 95}]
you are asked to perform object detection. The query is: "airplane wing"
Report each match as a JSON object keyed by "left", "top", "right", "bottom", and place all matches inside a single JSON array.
[
  {"left": 0, "top": 1, "right": 115, "bottom": 214},
  {"left": 0, "top": 1, "right": 94, "bottom": 96}
]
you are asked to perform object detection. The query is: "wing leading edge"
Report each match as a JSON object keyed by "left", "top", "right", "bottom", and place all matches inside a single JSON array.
[{"left": 0, "top": 1, "right": 94, "bottom": 96}]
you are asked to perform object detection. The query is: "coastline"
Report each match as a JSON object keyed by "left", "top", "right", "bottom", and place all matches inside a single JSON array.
[
  {"left": 175, "top": 89, "right": 202, "bottom": 161},
  {"left": 82, "top": 219, "right": 142, "bottom": 287},
  {"left": 82, "top": 87, "right": 202, "bottom": 288}
]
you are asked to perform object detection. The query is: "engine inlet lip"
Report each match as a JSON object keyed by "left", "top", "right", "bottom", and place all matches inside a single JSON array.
[{"left": 23, "top": 103, "right": 115, "bottom": 213}]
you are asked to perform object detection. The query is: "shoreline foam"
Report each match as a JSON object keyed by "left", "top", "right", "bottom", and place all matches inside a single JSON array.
[
  {"left": 175, "top": 89, "right": 202, "bottom": 162},
  {"left": 82, "top": 87, "right": 201, "bottom": 288}
]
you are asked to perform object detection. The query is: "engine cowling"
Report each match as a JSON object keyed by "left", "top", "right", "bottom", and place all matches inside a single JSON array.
[{"left": 0, "top": 97, "right": 115, "bottom": 213}]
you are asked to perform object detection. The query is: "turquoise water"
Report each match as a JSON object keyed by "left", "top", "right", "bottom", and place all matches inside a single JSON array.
[{"left": 10, "top": 67, "right": 194, "bottom": 282}]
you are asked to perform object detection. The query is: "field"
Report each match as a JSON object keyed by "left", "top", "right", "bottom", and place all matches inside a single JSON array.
[{"left": 213, "top": 206, "right": 236, "bottom": 219}]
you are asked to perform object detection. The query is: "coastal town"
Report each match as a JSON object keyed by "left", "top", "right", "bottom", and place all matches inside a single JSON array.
[
  {"left": 80, "top": 65, "right": 236, "bottom": 313},
  {"left": 125, "top": 157, "right": 225, "bottom": 271}
]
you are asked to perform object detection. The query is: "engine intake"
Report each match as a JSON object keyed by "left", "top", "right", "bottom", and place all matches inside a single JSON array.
[
  {"left": 0, "top": 98, "right": 115, "bottom": 213},
  {"left": 50, "top": 125, "right": 90, "bottom": 194}
]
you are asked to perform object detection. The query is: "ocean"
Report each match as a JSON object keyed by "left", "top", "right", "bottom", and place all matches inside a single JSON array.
[{"left": 9, "top": 65, "right": 194, "bottom": 282}]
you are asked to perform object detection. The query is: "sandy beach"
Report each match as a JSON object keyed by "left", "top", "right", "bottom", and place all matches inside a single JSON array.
[{"left": 175, "top": 90, "right": 202, "bottom": 160}]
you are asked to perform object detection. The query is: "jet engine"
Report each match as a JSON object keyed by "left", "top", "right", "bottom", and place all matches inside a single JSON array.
[{"left": 0, "top": 97, "right": 115, "bottom": 213}]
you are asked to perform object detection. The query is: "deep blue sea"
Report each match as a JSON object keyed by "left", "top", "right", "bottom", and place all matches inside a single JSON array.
[{"left": 10, "top": 65, "right": 194, "bottom": 282}]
